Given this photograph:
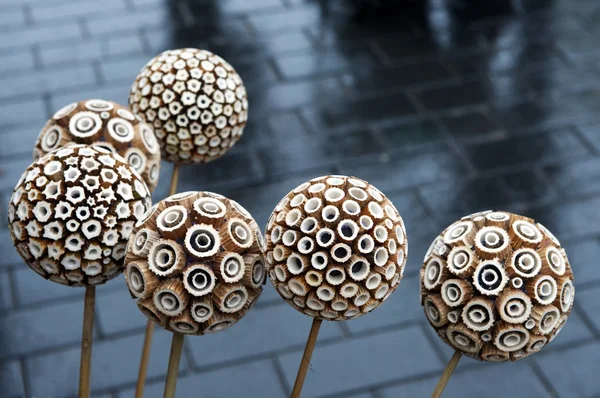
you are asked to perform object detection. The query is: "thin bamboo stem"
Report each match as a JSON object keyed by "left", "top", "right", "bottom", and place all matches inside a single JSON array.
[
  {"left": 79, "top": 286, "right": 95, "bottom": 398},
  {"left": 169, "top": 163, "right": 180, "bottom": 197},
  {"left": 431, "top": 350, "right": 462, "bottom": 398},
  {"left": 135, "top": 163, "right": 181, "bottom": 398},
  {"left": 291, "top": 318, "right": 322, "bottom": 398},
  {"left": 163, "top": 333, "right": 184, "bottom": 398},
  {"left": 135, "top": 319, "right": 155, "bottom": 398}
]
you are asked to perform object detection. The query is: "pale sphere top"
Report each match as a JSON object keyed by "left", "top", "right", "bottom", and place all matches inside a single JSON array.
[{"left": 129, "top": 48, "right": 248, "bottom": 165}]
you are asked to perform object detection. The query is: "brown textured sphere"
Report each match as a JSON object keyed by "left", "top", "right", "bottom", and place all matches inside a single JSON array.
[
  {"left": 264, "top": 175, "right": 408, "bottom": 321},
  {"left": 128, "top": 48, "right": 248, "bottom": 165},
  {"left": 420, "top": 210, "right": 575, "bottom": 362},
  {"left": 8, "top": 144, "right": 152, "bottom": 287},
  {"left": 34, "top": 99, "right": 161, "bottom": 192},
  {"left": 124, "top": 192, "right": 266, "bottom": 335}
]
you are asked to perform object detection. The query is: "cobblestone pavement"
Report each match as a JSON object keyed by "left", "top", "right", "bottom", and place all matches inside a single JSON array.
[{"left": 1, "top": 0, "right": 600, "bottom": 397}]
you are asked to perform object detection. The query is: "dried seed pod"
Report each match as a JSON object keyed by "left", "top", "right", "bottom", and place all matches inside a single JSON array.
[
  {"left": 124, "top": 192, "right": 264, "bottom": 335},
  {"left": 420, "top": 211, "right": 574, "bottom": 362},
  {"left": 9, "top": 145, "right": 152, "bottom": 287},
  {"left": 129, "top": 48, "right": 248, "bottom": 165},
  {"left": 265, "top": 176, "right": 407, "bottom": 320},
  {"left": 35, "top": 100, "right": 161, "bottom": 192}
]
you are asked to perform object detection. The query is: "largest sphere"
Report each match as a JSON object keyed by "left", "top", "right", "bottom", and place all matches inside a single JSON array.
[{"left": 8, "top": 144, "right": 152, "bottom": 286}]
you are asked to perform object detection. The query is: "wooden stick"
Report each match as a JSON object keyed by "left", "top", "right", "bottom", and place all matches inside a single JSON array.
[
  {"left": 135, "top": 163, "right": 181, "bottom": 398},
  {"left": 134, "top": 319, "right": 155, "bottom": 398},
  {"left": 431, "top": 350, "right": 462, "bottom": 398},
  {"left": 79, "top": 286, "right": 95, "bottom": 398},
  {"left": 291, "top": 318, "right": 322, "bottom": 398},
  {"left": 169, "top": 163, "right": 180, "bottom": 198},
  {"left": 163, "top": 333, "right": 184, "bottom": 398}
]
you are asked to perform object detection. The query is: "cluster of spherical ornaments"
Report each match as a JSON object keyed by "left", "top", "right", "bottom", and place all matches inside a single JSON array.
[
  {"left": 129, "top": 48, "right": 248, "bottom": 165},
  {"left": 8, "top": 145, "right": 152, "bottom": 286},
  {"left": 33, "top": 99, "right": 161, "bottom": 192},
  {"left": 265, "top": 176, "right": 407, "bottom": 321},
  {"left": 124, "top": 191, "right": 266, "bottom": 335},
  {"left": 420, "top": 210, "right": 575, "bottom": 362}
]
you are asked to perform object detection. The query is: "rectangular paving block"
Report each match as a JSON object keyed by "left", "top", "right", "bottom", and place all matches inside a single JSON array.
[
  {"left": 544, "top": 157, "right": 600, "bottom": 199},
  {"left": 0, "top": 360, "right": 25, "bottom": 397},
  {"left": 0, "top": 228, "right": 28, "bottom": 269},
  {"left": 377, "top": 118, "right": 445, "bottom": 150},
  {"left": 257, "top": 128, "right": 383, "bottom": 178},
  {"left": 31, "top": 0, "right": 127, "bottom": 22},
  {"left": 40, "top": 40, "right": 104, "bottom": 67},
  {"left": 0, "top": 270, "right": 13, "bottom": 311},
  {"left": 249, "top": 6, "right": 321, "bottom": 32},
  {"left": 50, "top": 84, "right": 128, "bottom": 111},
  {"left": 13, "top": 266, "right": 84, "bottom": 307},
  {"left": 559, "top": 239, "right": 600, "bottom": 286},
  {"left": 575, "top": 287, "right": 600, "bottom": 333},
  {"left": 0, "top": 51, "right": 35, "bottom": 74},
  {"left": 0, "top": 122, "right": 43, "bottom": 158},
  {"left": 275, "top": 47, "right": 377, "bottom": 80},
  {"left": 380, "top": 360, "right": 549, "bottom": 398},
  {"left": 340, "top": 145, "right": 467, "bottom": 193},
  {"left": 188, "top": 303, "right": 343, "bottom": 369},
  {"left": 0, "top": 22, "right": 83, "bottom": 50},
  {"left": 95, "top": 286, "right": 149, "bottom": 336},
  {"left": 278, "top": 325, "right": 442, "bottom": 397},
  {"left": 117, "top": 358, "right": 286, "bottom": 398},
  {"left": 0, "top": 98, "right": 47, "bottom": 127},
  {"left": 534, "top": 342, "right": 600, "bottom": 397},
  {"left": 26, "top": 327, "right": 185, "bottom": 396},
  {"left": 0, "top": 297, "right": 84, "bottom": 358},
  {"left": 464, "top": 129, "right": 591, "bottom": 172}
]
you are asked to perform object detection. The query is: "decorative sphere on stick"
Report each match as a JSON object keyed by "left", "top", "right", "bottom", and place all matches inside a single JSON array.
[
  {"left": 264, "top": 175, "right": 408, "bottom": 320},
  {"left": 33, "top": 99, "right": 161, "bottom": 192},
  {"left": 124, "top": 191, "right": 266, "bottom": 334},
  {"left": 129, "top": 48, "right": 248, "bottom": 165},
  {"left": 8, "top": 144, "right": 152, "bottom": 286},
  {"left": 420, "top": 210, "right": 575, "bottom": 362}
]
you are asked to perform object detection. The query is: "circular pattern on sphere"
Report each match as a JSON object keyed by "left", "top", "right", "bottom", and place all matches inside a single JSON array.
[
  {"left": 33, "top": 100, "right": 161, "bottom": 192},
  {"left": 129, "top": 48, "right": 248, "bottom": 165},
  {"left": 8, "top": 145, "right": 152, "bottom": 286},
  {"left": 124, "top": 192, "right": 266, "bottom": 335},
  {"left": 420, "top": 210, "right": 575, "bottom": 362},
  {"left": 264, "top": 175, "right": 407, "bottom": 321}
]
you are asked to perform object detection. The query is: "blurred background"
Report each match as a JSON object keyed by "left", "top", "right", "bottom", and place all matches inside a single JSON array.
[{"left": 1, "top": 0, "right": 600, "bottom": 396}]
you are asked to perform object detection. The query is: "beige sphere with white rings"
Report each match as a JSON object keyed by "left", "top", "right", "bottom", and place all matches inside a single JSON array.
[
  {"left": 34, "top": 99, "right": 161, "bottom": 192},
  {"left": 264, "top": 175, "right": 408, "bottom": 321},
  {"left": 420, "top": 210, "right": 575, "bottom": 362},
  {"left": 129, "top": 48, "right": 248, "bottom": 165}
]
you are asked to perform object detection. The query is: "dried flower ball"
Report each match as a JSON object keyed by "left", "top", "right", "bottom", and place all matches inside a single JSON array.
[
  {"left": 420, "top": 210, "right": 575, "bottom": 362},
  {"left": 129, "top": 48, "right": 248, "bottom": 165},
  {"left": 264, "top": 175, "right": 408, "bottom": 321},
  {"left": 124, "top": 191, "right": 266, "bottom": 335},
  {"left": 33, "top": 99, "right": 161, "bottom": 193},
  {"left": 8, "top": 144, "right": 152, "bottom": 287}
]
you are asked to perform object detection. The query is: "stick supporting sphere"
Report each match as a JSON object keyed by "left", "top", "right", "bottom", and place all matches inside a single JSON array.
[
  {"left": 291, "top": 318, "right": 322, "bottom": 398},
  {"left": 164, "top": 332, "right": 185, "bottom": 398},
  {"left": 431, "top": 350, "right": 461, "bottom": 398},
  {"left": 265, "top": 175, "right": 408, "bottom": 396},
  {"left": 135, "top": 164, "right": 180, "bottom": 398},
  {"left": 79, "top": 286, "right": 96, "bottom": 398}
]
